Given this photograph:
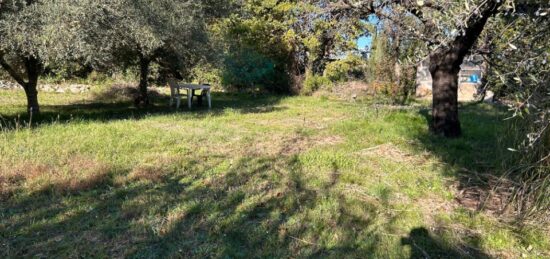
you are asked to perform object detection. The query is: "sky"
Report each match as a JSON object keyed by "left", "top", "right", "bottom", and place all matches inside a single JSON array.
[
  {"left": 357, "top": 16, "right": 378, "bottom": 51},
  {"left": 357, "top": 36, "right": 372, "bottom": 51}
]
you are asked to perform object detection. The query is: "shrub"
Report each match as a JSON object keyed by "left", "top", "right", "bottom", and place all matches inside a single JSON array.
[
  {"left": 324, "top": 55, "right": 367, "bottom": 83},
  {"left": 190, "top": 63, "right": 222, "bottom": 89},
  {"left": 302, "top": 72, "right": 331, "bottom": 95},
  {"left": 221, "top": 48, "right": 289, "bottom": 93}
]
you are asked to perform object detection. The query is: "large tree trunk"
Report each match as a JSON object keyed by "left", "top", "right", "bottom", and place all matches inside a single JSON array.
[
  {"left": 428, "top": 0, "right": 503, "bottom": 137},
  {"left": 23, "top": 82, "right": 39, "bottom": 114},
  {"left": 429, "top": 50, "right": 462, "bottom": 137},
  {"left": 136, "top": 55, "right": 151, "bottom": 107}
]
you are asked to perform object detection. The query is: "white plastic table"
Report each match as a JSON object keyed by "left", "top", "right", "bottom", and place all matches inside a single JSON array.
[{"left": 169, "top": 82, "right": 211, "bottom": 109}]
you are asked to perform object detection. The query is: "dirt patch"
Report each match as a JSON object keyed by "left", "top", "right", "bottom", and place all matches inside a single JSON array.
[
  {"left": 314, "top": 81, "right": 372, "bottom": 100},
  {"left": 451, "top": 171, "right": 515, "bottom": 217}
]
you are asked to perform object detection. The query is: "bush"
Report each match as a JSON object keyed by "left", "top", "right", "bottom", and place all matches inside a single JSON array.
[
  {"left": 302, "top": 72, "right": 331, "bottom": 95},
  {"left": 190, "top": 64, "right": 222, "bottom": 89},
  {"left": 221, "top": 48, "right": 289, "bottom": 93},
  {"left": 324, "top": 55, "right": 367, "bottom": 83}
]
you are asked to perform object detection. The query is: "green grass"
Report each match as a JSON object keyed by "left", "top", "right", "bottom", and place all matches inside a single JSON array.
[{"left": 0, "top": 88, "right": 548, "bottom": 258}]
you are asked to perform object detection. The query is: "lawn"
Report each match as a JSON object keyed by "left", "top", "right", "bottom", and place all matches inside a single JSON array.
[{"left": 0, "top": 88, "right": 548, "bottom": 258}]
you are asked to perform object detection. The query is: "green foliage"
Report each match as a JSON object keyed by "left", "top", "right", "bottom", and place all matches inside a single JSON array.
[
  {"left": 189, "top": 63, "right": 222, "bottom": 87},
  {"left": 212, "top": 0, "right": 368, "bottom": 93},
  {"left": 367, "top": 32, "right": 394, "bottom": 83},
  {"left": 480, "top": 6, "right": 550, "bottom": 221},
  {"left": 302, "top": 71, "right": 331, "bottom": 95},
  {"left": 213, "top": 2, "right": 295, "bottom": 92},
  {"left": 323, "top": 55, "right": 367, "bottom": 83},
  {"left": 221, "top": 48, "right": 286, "bottom": 92}
]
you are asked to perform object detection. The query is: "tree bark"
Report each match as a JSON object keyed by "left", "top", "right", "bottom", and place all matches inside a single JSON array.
[
  {"left": 311, "top": 31, "right": 335, "bottom": 75},
  {"left": 23, "top": 56, "right": 41, "bottom": 114},
  {"left": 429, "top": 0, "right": 503, "bottom": 137},
  {"left": 429, "top": 51, "right": 462, "bottom": 137},
  {"left": 137, "top": 55, "right": 151, "bottom": 106}
]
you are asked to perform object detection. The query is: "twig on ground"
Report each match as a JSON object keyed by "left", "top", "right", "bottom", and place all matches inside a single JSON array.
[{"left": 289, "top": 236, "right": 319, "bottom": 246}]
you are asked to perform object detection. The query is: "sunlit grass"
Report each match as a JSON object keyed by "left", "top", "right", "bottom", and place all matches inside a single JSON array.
[{"left": 0, "top": 88, "right": 548, "bottom": 258}]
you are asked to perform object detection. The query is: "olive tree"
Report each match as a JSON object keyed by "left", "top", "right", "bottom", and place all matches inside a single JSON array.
[
  {"left": 0, "top": 0, "right": 123, "bottom": 114},
  {"left": 107, "top": 0, "right": 211, "bottom": 106},
  {"left": 482, "top": 4, "right": 549, "bottom": 220},
  {"left": 0, "top": 0, "right": 218, "bottom": 112},
  {"left": 328, "top": 0, "right": 511, "bottom": 137},
  {"left": 0, "top": 0, "right": 47, "bottom": 114}
]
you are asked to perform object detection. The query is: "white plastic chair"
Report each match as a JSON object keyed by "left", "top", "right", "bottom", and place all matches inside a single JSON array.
[{"left": 168, "top": 78, "right": 183, "bottom": 108}]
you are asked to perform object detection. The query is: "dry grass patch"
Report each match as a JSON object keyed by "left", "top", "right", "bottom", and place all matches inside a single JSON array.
[
  {"left": 127, "top": 165, "right": 166, "bottom": 184},
  {"left": 0, "top": 163, "right": 51, "bottom": 198},
  {"left": 91, "top": 84, "right": 163, "bottom": 103},
  {"left": 122, "top": 154, "right": 182, "bottom": 185},
  {"left": 357, "top": 143, "right": 417, "bottom": 163},
  {"left": 1, "top": 156, "right": 111, "bottom": 195},
  {"left": 47, "top": 157, "right": 111, "bottom": 194}
]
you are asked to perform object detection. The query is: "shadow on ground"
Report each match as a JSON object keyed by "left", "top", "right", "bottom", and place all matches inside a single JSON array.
[
  {"left": 0, "top": 93, "right": 504, "bottom": 257},
  {"left": 401, "top": 227, "right": 489, "bottom": 259},
  {"left": 0, "top": 149, "right": 489, "bottom": 258},
  {"left": 415, "top": 102, "right": 516, "bottom": 214},
  {"left": 0, "top": 91, "right": 287, "bottom": 131},
  {"left": 1, "top": 156, "right": 368, "bottom": 257}
]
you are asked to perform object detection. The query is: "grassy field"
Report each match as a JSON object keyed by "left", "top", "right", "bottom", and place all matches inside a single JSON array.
[{"left": 0, "top": 88, "right": 548, "bottom": 258}]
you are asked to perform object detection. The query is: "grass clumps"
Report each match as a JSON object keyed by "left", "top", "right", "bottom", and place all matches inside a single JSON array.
[{"left": 0, "top": 89, "right": 548, "bottom": 257}]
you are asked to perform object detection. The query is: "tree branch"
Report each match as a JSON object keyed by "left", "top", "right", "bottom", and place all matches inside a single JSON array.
[{"left": 0, "top": 54, "right": 27, "bottom": 87}]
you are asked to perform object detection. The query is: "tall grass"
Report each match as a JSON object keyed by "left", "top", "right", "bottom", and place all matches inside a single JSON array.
[{"left": 503, "top": 115, "right": 550, "bottom": 222}]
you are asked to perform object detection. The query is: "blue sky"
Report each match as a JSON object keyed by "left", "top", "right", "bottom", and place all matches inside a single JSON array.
[
  {"left": 357, "top": 36, "right": 372, "bottom": 51},
  {"left": 357, "top": 16, "right": 378, "bottom": 51}
]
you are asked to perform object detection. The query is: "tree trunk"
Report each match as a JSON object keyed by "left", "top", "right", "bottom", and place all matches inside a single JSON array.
[
  {"left": 0, "top": 55, "right": 42, "bottom": 115},
  {"left": 137, "top": 55, "right": 150, "bottom": 106},
  {"left": 311, "top": 30, "right": 335, "bottom": 76},
  {"left": 23, "top": 82, "right": 39, "bottom": 114},
  {"left": 429, "top": 51, "right": 461, "bottom": 137},
  {"left": 23, "top": 56, "right": 41, "bottom": 114},
  {"left": 428, "top": 0, "right": 503, "bottom": 137}
]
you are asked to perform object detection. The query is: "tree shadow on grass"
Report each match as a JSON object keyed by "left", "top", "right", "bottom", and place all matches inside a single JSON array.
[
  {"left": 1, "top": 148, "right": 493, "bottom": 258},
  {"left": 401, "top": 227, "right": 489, "bottom": 259},
  {"left": 1, "top": 152, "right": 495, "bottom": 258},
  {"left": 0, "top": 91, "right": 288, "bottom": 131},
  {"left": 0, "top": 155, "right": 382, "bottom": 258},
  {"left": 415, "top": 103, "right": 516, "bottom": 213},
  {"left": 0, "top": 99, "right": 498, "bottom": 257}
]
